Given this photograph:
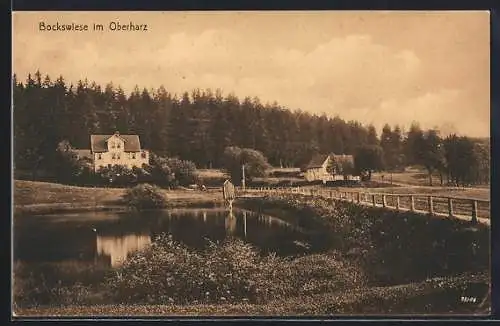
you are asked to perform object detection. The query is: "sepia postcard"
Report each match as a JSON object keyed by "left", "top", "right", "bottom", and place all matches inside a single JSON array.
[{"left": 12, "top": 11, "right": 491, "bottom": 318}]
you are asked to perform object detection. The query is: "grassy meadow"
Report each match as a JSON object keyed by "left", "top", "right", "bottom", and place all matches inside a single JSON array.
[{"left": 14, "top": 180, "right": 224, "bottom": 215}]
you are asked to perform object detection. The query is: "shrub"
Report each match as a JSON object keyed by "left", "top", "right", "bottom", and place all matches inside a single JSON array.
[
  {"left": 122, "top": 183, "right": 167, "bottom": 209},
  {"left": 146, "top": 154, "right": 198, "bottom": 187},
  {"left": 96, "top": 165, "right": 137, "bottom": 187},
  {"left": 13, "top": 261, "right": 111, "bottom": 307},
  {"left": 105, "top": 235, "right": 275, "bottom": 304},
  {"left": 103, "top": 234, "right": 366, "bottom": 305},
  {"left": 165, "top": 157, "right": 198, "bottom": 186},
  {"left": 222, "top": 146, "right": 271, "bottom": 185}
]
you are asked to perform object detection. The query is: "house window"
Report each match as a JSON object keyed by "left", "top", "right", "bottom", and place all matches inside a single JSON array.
[
  {"left": 97, "top": 154, "right": 102, "bottom": 160},
  {"left": 141, "top": 152, "right": 146, "bottom": 159},
  {"left": 117, "top": 143, "right": 121, "bottom": 149},
  {"left": 132, "top": 153, "right": 136, "bottom": 159},
  {"left": 117, "top": 155, "right": 120, "bottom": 160},
  {"left": 112, "top": 154, "right": 116, "bottom": 159}
]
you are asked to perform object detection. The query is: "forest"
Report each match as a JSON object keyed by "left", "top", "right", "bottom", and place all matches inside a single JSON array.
[{"left": 13, "top": 71, "right": 490, "bottom": 186}]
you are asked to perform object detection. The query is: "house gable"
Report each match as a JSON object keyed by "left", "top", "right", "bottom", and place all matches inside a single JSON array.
[
  {"left": 304, "top": 153, "right": 355, "bottom": 181},
  {"left": 306, "top": 154, "right": 330, "bottom": 169},
  {"left": 90, "top": 133, "right": 142, "bottom": 153},
  {"left": 106, "top": 134, "right": 126, "bottom": 152}
]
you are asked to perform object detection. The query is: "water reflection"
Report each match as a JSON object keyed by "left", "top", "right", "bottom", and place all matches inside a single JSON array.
[
  {"left": 96, "top": 233, "right": 151, "bottom": 267},
  {"left": 15, "top": 208, "right": 318, "bottom": 268},
  {"left": 225, "top": 210, "right": 237, "bottom": 235}
]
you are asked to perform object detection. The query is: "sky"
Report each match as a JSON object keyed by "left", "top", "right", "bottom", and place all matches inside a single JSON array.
[{"left": 12, "top": 11, "right": 490, "bottom": 137}]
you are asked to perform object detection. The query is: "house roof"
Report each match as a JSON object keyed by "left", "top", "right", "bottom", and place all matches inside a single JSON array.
[
  {"left": 90, "top": 134, "right": 142, "bottom": 152},
  {"left": 306, "top": 154, "right": 330, "bottom": 169},
  {"left": 74, "top": 149, "right": 92, "bottom": 160},
  {"left": 306, "top": 153, "right": 354, "bottom": 169}
]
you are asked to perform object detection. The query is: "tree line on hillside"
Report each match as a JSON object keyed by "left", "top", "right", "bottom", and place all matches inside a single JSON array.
[{"left": 13, "top": 71, "right": 490, "bottom": 186}]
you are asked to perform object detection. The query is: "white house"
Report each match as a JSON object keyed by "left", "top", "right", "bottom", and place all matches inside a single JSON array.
[
  {"left": 304, "top": 153, "right": 358, "bottom": 183},
  {"left": 75, "top": 131, "right": 150, "bottom": 172}
]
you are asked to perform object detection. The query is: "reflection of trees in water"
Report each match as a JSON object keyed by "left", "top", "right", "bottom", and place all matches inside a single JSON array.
[
  {"left": 96, "top": 234, "right": 151, "bottom": 267},
  {"left": 93, "top": 209, "right": 303, "bottom": 266},
  {"left": 255, "top": 213, "right": 293, "bottom": 230}
]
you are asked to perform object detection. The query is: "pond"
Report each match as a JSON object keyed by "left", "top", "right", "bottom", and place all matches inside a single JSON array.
[{"left": 14, "top": 208, "right": 333, "bottom": 268}]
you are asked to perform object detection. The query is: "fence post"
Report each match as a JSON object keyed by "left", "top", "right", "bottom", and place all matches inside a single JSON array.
[
  {"left": 471, "top": 200, "right": 478, "bottom": 224},
  {"left": 357, "top": 192, "right": 361, "bottom": 203},
  {"left": 410, "top": 195, "right": 415, "bottom": 212},
  {"left": 448, "top": 198, "right": 453, "bottom": 217},
  {"left": 382, "top": 194, "right": 387, "bottom": 208},
  {"left": 372, "top": 194, "right": 376, "bottom": 207},
  {"left": 396, "top": 195, "right": 400, "bottom": 210},
  {"left": 428, "top": 196, "right": 434, "bottom": 215}
]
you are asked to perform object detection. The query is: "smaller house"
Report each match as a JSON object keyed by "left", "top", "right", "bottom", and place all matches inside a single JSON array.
[
  {"left": 304, "top": 153, "right": 331, "bottom": 182},
  {"left": 304, "top": 153, "right": 358, "bottom": 183}
]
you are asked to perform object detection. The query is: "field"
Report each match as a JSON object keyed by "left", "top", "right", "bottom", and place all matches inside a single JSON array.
[
  {"left": 198, "top": 167, "right": 489, "bottom": 198},
  {"left": 371, "top": 168, "right": 489, "bottom": 189},
  {"left": 14, "top": 180, "right": 224, "bottom": 215}
]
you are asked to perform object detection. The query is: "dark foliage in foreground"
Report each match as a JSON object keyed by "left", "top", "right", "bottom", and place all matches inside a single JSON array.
[
  {"left": 14, "top": 237, "right": 366, "bottom": 307},
  {"left": 105, "top": 235, "right": 365, "bottom": 305}
]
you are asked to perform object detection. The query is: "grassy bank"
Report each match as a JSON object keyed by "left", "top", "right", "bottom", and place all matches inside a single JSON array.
[
  {"left": 237, "top": 194, "right": 490, "bottom": 286},
  {"left": 14, "top": 180, "right": 224, "bottom": 215}
]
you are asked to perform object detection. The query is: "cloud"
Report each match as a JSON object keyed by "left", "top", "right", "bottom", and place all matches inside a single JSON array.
[
  {"left": 12, "top": 17, "right": 489, "bottom": 137},
  {"left": 342, "top": 89, "right": 489, "bottom": 137}
]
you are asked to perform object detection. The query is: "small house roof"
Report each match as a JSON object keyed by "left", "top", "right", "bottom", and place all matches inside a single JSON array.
[
  {"left": 90, "top": 134, "right": 142, "bottom": 152},
  {"left": 306, "top": 153, "right": 354, "bottom": 169},
  {"left": 74, "top": 149, "right": 92, "bottom": 160},
  {"left": 306, "top": 153, "right": 330, "bottom": 169}
]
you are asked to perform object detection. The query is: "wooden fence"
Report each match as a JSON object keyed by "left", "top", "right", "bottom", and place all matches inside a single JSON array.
[{"left": 236, "top": 186, "right": 490, "bottom": 226}]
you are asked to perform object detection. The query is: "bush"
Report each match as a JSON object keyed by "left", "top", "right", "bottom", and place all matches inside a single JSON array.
[
  {"left": 104, "top": 235, "right": 366, "bottom": 305},
  {"left": 222, "top": 146, "right": 271, "bottom": 185},
  {"left": 97, "top": 165, "right": 137, "bottom": 187},
  {"left": 146, "top": 154, "right": 198, "bottom": 187},
  {"left": 105, "top": 235, "right": 275, "bottom": 304},
  {"left": 13, "top": 261, "right": 111, "bottom": 307},
  {"left": 165, "top": 157, "right": 198, "bottom": 186},
  {"left": 122, "top": 184, "right": 168, "bottom": 209}
]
